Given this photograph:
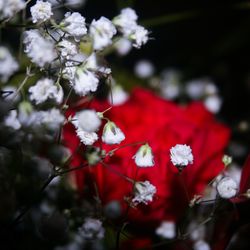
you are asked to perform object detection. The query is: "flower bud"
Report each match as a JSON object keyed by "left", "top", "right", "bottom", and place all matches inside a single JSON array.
[
  {"left": 102, "top": 121, "right": 125, "bottom": 145},
  {"left": 133, "top": 143, "right": 154, "bottom": 167},
  {"left": 217, "top": 177, "right": 238, "bottom": 199}
]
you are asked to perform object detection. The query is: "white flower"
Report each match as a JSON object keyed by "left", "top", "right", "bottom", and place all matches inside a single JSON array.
[
  {"left": 188, "top": 222, "right": 205, "bottom": 241},
  {"left": 72, "top": 109, "right": 101, "bottom": 133},
  {"left": 108, "top": 85, "right": 129, "bottom": 106},
  {"left": 160, "top": 69, "right": 181, "bottom": 100},
  {"left": 134, "top": 60, "right": 155, "bottom": 79},
  {"left": 76, "top": 129, "right": 98, "bottom": 145},
  {"left": 217, "top": 177, "right": 238, "bottom": 199},
  {"left": 193, "top": 240, "right": 211, "bottom": 250},
  {"left": 23, "top": 29, "right": 56, "bottom": 67},
  {"left": 80, "top": 218, "right": 105, "bottom": 240},
  {"left": 130, "top": 25, "right": 149, "bottom": 49},
  {"left": 204, "top": 95, "right": 222, "bottom": 114},
  {"left": 133, "top": 143, "right": 154, "bottom": 167},
  {"left": 4, "top": 110, "right": 21, "bottom": 130},
  {"left": 57, "top": 39, "right": 78, "bottom": 59},
  {"left": 60, "top": 12, "right": 87, "bottom": 42},
  {"left": 113, "top": 8, "right": 138, "bottom": 36},
  {"left": 0, "top": 0, "right": 25, "bottom": 20},
  {"left": 30, "top": 1, "right": 53, "bottom": 23},
  {"left": 29, "top": 78, "right": 63, "bottom": 104},
  {"left": 114, "top": 38, "right": 132, "bottom": 56},
  {"left": 132, "top": 181, "right": 156, "bottom": 205},
  {"left": 102, "top": 121, "right": 125, "bottom": 145},
  {"left": 0, "top": 46, "right": 19, "bottom": 82},
  {"left": 90, "top": 16, "right": 117, "bottom": 50},
  {"left": 40, "top": 108, "right": 64, "bottom": 130},
  {"left": 73, "top": 68, "right": 99, "bottom": 96},
  {"left": 156, "top": 221, "right": 176, "bottom": 239},
  {"left": 170, "top": 144, "right": 194, "bottom": 167}
]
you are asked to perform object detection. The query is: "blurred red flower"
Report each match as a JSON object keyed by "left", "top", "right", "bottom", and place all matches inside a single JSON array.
[{"left": 63, "top": 87, "right": 230, "bottom": 226}]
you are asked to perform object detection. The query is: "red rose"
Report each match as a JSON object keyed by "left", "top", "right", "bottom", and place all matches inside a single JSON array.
[{"left": 63, "top": 87, "right": 230, "bottom": 226}]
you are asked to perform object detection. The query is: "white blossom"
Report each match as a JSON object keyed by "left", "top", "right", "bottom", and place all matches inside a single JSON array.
[
  {"left": 73, "top": 68, "right": 99, "bottom": 96},
  {"left": 130, "top": 25, "right": 149, "bottom": 49},
  {"left": 188, "top": 222, "right": 206, "bottom": 241},
  {"left": 57, "top": 39, "right": 78, "bottom": 59},
  {"left": 30, "top": 1, "right": 53, "bottom": 23},
  {"left": 204, "top": 95, "right": 222, "bottom": 114},
  {"left": 76, "top": 129, "right": 98, "bottom": 145},
  {"left": 29, "top": 78, "right": 63, "bottom": 104},
  {"left": 90, "top": 17, "right": 117, "bottom": 50},
  {"left": 102, "top": 121, "right": 125, "bottom": 145},
  {"left": 39, "top": 108, "right": 65, "bottom": 130},
  {"left": 4, "top": 110, "right": 21, "bottom": 130},
  {"left": 133, "top": 143, "right": 154, "bottom": 167},
  {"left": 132, "top": 181, "right": 156, "bottom": 205},
  {"left": 114, "top": 38, "right": 132, "bottom": 56},
  {"left": 0, "top": 0, "right": 25, "bottom": 20},
  {"left": 160, "top": 70, "right": 181, "bottom": 100},
  {"left": 0, "top": 46, "right": 19, "bottom": 82},
  {"left": 217, "top": 177, "right": 238, "bottom": 199},
  {"left": 170, "top": 144, "right": 193, "bottom": 167},
  {"left": 113, "top": 8, "right": 138, "bottom": 36},
  {"left": 134, "top": 60, "right": 155, "bottom": 79},
  {"left": 80, "top": 218, "right": 105, "bottom": 240},
  {"left": 23, "top": 29, "right": 56, "bottom": 67},
  {"left": 60, "top": 12, "right": 87, "bottom": 42},
  {"left": 72, "top": 109, "right": 101, "bottom": 133},
  {"left": 156, "top": 221, "right": 176, "bottom": 239},
  {"left": 108, "top": 85, "right": 129, "bottom": 106},
  {"left": 193, "top": 240, "right": 211, "bottom": 250}
]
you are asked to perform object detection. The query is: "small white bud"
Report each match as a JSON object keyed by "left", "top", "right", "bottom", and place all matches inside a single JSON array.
[
  {"left": 133, "top": 143, "right": 154, "bottom": 167},
  {"left": 156, "top": 221, "right": 176, "bottom": 239},
  {"left": 102, "top": 121, "right": 125, "bottom": 145}
]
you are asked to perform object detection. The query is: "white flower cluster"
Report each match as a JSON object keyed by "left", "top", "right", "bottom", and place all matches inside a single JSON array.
[
  {"left": 113, "top": 8, "right": 149, "bottom": 48},
  {"left": 132, "top": 181, "right": 156, "bottom": 205},
  {"left": 79, "top": 218, "right": 105, "bottom": 240},
  {"left": 156, "top": 221, "right": 176, "bottom": 239},
  {"left": 170, "top": 144, "right": 194, "bottom": 167},
  {"left": 23, "top": 29, "right": 56, "bottom": 67},
  {"left": 30, "top": 1, "right": 53, "bottom": 23},
  {"left": 29, "top": 78, "right": 63, "bottom": 104},
  {"left": 0, "top": 46, "right": 19, "bottom": 82},
  {"left": 0, "top": 0, "right": 25, "bottom": 20},
  {"left": 72, "top": 109, "right": 101, "bottom": 146}
]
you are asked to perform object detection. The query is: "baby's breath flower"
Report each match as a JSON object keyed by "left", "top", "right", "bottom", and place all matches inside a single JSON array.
[
  {"left": 204, "top": 95, "right": 222, "bottom": 114},
  {"left": 113, "top": 7, "right": 138, "bottom": 36},
  {"left": 76, "top": 129, "right": 98, "bottom": 145},
  {"left": 156, "top": 221, "right": 176, "bottom": 239},
  {"left": 89, "top": 16, "right": 117, "bottom": 50},
  {"left": 0, "top": 0, "right": 25, "bottom": 20},
  {"left": 132, "top": 181, "right": 156, "bottom": 205},
  {"left": 30, "top": 1, "right": 53, "bottom": 24},
  {"left": 222, "top": 155, "right": 232, "bottom": 166},
  {"left": 72, "top": 109, "right": 101, "bottom": 133},
  {"left": 29, "top": 78, "right": 63, "bottom": 104},
  {"left": 108, "top": 85, "right": 129, "bottom": 106},
  {"left": 102, "top": 121, "right": 125, "bottom": 145},
  {"left": 133, "top": 143, "right": 154, "bottom": 167},
  {"left": 0, "top": 46, "right": 19, "bottom": 82},
  {"left": 170, "top": 144, "right": 193, "bottom": 169},
  {"left": 73, "top": 68, "right": 99, "bottom": 96},
  {"left": 60, "top": 12, "right": 87, "bottom": 42},
  {"left": 57, "top": 39, "right": 78, "bottom": 59},
  {"left": 4, "top": 110, "right": 21, "bottom": 130},
  {"left": 193, "top": 240, "right": 211, "bottom": 250},
  {"left": 217, "top": 177, "right": 238, "bottom": 199},
  {"left": 79, "top": 218, "right": 105, "bottom": 240},
  {"left": 114, "top": 38, "right": 132, "bottom": 56},
  {"left": 130, "top": 25, "right": 149, "bottom": 49},
  {"left": 23, "top": 29, "right": 56, "bottom": 68}
]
